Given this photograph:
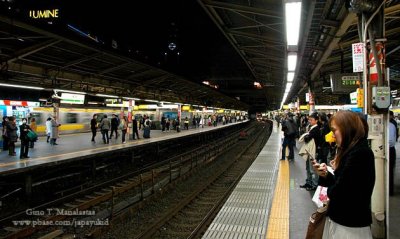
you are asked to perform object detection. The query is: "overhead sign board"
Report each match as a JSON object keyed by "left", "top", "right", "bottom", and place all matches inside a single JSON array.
[
  {"left": 330, "top": 73, "right": 360, "bottom": 93},
  {"left": 60, "top": 93, "right": 85, "bottom": 104},
  {"left": 105, "top": 98, "right": 127, "bottom": 107},
  {"left": 352, "top": 43, "right": 364, "bottom": 73}
]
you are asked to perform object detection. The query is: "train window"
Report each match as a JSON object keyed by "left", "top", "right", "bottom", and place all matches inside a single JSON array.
[
  {"left": 30, "top": 112, "right": 43, "bottom": 124},
  {"left": 65, "top": 113, "right": 78, "bottom": 123}
]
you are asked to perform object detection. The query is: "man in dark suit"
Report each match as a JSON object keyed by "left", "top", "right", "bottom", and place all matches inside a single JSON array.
[{"left": 132, "top": 118, "right": 140, "bottom": 140}]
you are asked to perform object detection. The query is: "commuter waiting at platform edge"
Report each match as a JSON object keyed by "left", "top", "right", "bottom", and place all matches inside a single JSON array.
[
  {"left": 299, "top": 112, "right": 321, "bottom": 191},
  {"left": 2, "top": 116, "right": 9, "bottom": 151},
  {"left": 132, "top": 117, "right": 140, "bottom": 140},
  {"left": 110, "top": 114, "right": 119, "bottom": 139},
  {"left": 90, "top": 114, "right": 98, "bottom": 143},
  {"left": 29, "top": 117, "right": 37, "bottom": 149},
  {"left": 19, "top": 118, "right": 31, "bottom": 159},
  {"left": 281, "top": 113, "right": 297, "bottom": 161},
  {"left": 49, "top": 116, "right": 61, "bottom": 145},
  {"left": 120, "top": 116, "right": 128, "bottom": 144},
  {"left": 99, "top": 115, "right": 110, "bottom": 144},
  {"left": 5, "top": 116, "right": 17, "bottom": 156},
  {"left": 313, "top": 111, "right": 375, "bottom": 239}
]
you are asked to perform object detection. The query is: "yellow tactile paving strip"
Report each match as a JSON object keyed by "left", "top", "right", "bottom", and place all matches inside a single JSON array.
[{"left": 266, "top": 160, "right": 290, "bottom": 239}]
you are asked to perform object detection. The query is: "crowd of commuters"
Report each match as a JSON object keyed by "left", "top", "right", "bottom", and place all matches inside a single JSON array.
[
  {"left": 1, "top": 113, "right": 246, "bottom": 159},
  {"left": 1, "top": 115, "right": 60, "bottom": 159},
  {"left": 277, "top": 109, "right": 400, "bottom": 238}
]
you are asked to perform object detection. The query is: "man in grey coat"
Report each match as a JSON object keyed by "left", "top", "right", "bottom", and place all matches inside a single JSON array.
[{"left": 99, "top": 115, "right": 111, "bottom": 144}]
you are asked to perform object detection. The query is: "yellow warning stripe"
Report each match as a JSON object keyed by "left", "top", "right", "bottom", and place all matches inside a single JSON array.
[{"left": 266, "top": 160, "right": 290, "bottom": 239}]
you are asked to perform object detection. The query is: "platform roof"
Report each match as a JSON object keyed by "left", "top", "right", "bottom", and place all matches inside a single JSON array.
[
  {"left": 198, "top": 0, "right": 400, "bottom": 108},
  {"left": 1, "top": 2, "right": 400, "bottom": 112},
  {"left": 0, "top": 15, "right": 249, "bottom": 111}
]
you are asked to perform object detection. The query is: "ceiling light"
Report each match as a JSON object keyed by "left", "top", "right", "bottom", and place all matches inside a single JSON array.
[
  {"left": 287, "top": 72, "right": 295, "bottom": 82},
  {"left": 144, "top": 99, "right": 159, "bottom": 103},
  {"left": 285, "top": 1, "right": 302, "bottom": 46},
  {"left": 286, "top": 82, "right": 293, "bottom": 89},
  {"left": 0, "top": 83, "right": 44, "bottom": 90},
  {"left": 288, "top": 54, "right": 297, "bottom": 71},
  {"left": 95, "top": 93, "right": 119, "bottom": 98},
  {"left": 123, "top": 97, "right": 140, "bottom": 100},
  {"left": 54, "top": 89, "right": 86, "bottom": 95}
]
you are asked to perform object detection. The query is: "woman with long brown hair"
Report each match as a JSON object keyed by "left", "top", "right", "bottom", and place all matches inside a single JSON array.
[{"left": 313, "top": 111, "right": 375, "bottom": 238}]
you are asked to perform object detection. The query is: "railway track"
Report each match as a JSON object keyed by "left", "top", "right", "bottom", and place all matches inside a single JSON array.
[
  {"left": 98, "top": 122, "right": 271, "bottom": 239},
  {"left": 0, "top": 122, "right": 260, "bottom": 239}
]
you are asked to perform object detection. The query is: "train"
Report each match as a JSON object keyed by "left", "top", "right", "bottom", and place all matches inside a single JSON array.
[{"left": 29, "top": 107, "right": 186, "bottom": 135}]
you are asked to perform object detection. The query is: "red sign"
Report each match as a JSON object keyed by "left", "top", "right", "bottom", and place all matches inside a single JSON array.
[
  {"left": 2, "top": 100, "right": 28, "bottom": 106},
  {"left": 369, "top": 42, "right": 385, "bottom": 85}
]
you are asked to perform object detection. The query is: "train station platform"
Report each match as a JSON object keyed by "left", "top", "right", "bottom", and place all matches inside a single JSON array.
[
  {"left": 0, "top": 121, "right": 247, "bottom": 175},
  {"left": 203, "top": 121, "right": 400, "bottom": 239}
]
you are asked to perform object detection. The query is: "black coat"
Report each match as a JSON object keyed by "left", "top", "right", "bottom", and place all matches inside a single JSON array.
[
  {"left": 7, "top": 122, "right": 18, "bottom": 142},
  {"left": 90, "top": 119, "right": 97, "bottom": 130},
  {"left": 304, "top": 125, "right": 321, "bottom": 148},
  {"left": 19, "top": 123, "right": 31, "bottom": 142},
  {"left": 318, "top": 139, "right": 375, "bottom": 227}
]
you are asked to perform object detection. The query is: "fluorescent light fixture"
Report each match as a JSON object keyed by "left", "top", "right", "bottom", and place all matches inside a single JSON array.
[
  {"left": 287, "top": 72, "right": 295, "bottom": 82},
  {"left": 288, "top": 54, "right": 297, "bottom": 71},
  {"left": 123, "top": 97, "right": 140, "bottom": 100},
  {"left": 54, "top": 89, "right": 86, "bottom": 95},
  {"left": 0, "top": 83, "right": 44, "bottom": 90},
  {"left": 144, "top": 99, "right": 159, "bottom": 103},
  {"left": 285, "top": 2, "right": 302, "bottom": 46},
  {"left": 286, "top": 82, "right": 293, "bottom": 89},
  {"left": 95, "top": 93, "right": 119, "bottom": 98}
]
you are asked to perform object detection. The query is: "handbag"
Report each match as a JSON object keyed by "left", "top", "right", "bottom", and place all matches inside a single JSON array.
[
  {"left": 305, "top": 205, "right": 328, "bottom": 239},
  {"left": 118, "top": 121, "right": 125, "bottom": 130},
  {"left": 27, "top": 130, "right": 38, "bottom": 141}
]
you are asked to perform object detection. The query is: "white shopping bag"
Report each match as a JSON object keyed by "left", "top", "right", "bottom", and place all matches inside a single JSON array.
[{"left": 312, "top": 186, "right": 328, "bottom": 208}]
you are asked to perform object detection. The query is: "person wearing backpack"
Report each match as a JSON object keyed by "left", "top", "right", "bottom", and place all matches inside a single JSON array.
[{"left": 281, "top": 113, "right": 297, "bottom": 161}]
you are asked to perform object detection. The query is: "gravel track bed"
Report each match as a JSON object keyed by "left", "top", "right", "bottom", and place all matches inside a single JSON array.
[{"left": 97, "top": 122, "right": 271, "bottom": 239}]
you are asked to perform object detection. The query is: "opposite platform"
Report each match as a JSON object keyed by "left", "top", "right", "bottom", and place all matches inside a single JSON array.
[{"left": 0, "top": 121, "right": 247, "bottom": 175}]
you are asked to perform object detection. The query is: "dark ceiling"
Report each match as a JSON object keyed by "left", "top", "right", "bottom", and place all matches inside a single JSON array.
[{"left": 198, "top": 0, "right": 400, "bottom": 108}]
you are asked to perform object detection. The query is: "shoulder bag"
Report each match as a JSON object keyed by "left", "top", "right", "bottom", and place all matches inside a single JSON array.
[{"left": 305, "top": 205, "right": 328, "bottom": 239}]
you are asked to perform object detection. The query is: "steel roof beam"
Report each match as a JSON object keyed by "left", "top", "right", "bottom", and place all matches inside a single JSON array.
[
  {"left": 228, "top": 10, "right": 282, "bottom": 34},
  {"left": 6, "top": 39, "right": 62, "bottom": 64},
  {"left": 228, "top": 30, "right": 283, "bottom": 45},
  {"left": 202, "top": 0, "right": 282, "bottom": 19},
  {"left": 52, "top": 52, "right": 103, "bottom": 70},
  {"left": 310, "top": 12, "right": 356, "bottom": 81},
  {"left": 98, "top": 62, "right": 132, "bottom": 75}
]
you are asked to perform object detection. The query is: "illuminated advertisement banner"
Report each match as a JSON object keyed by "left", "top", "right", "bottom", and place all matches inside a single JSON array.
[{"left": 60, "top": 93, "right": 85, "bottom": 104}]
